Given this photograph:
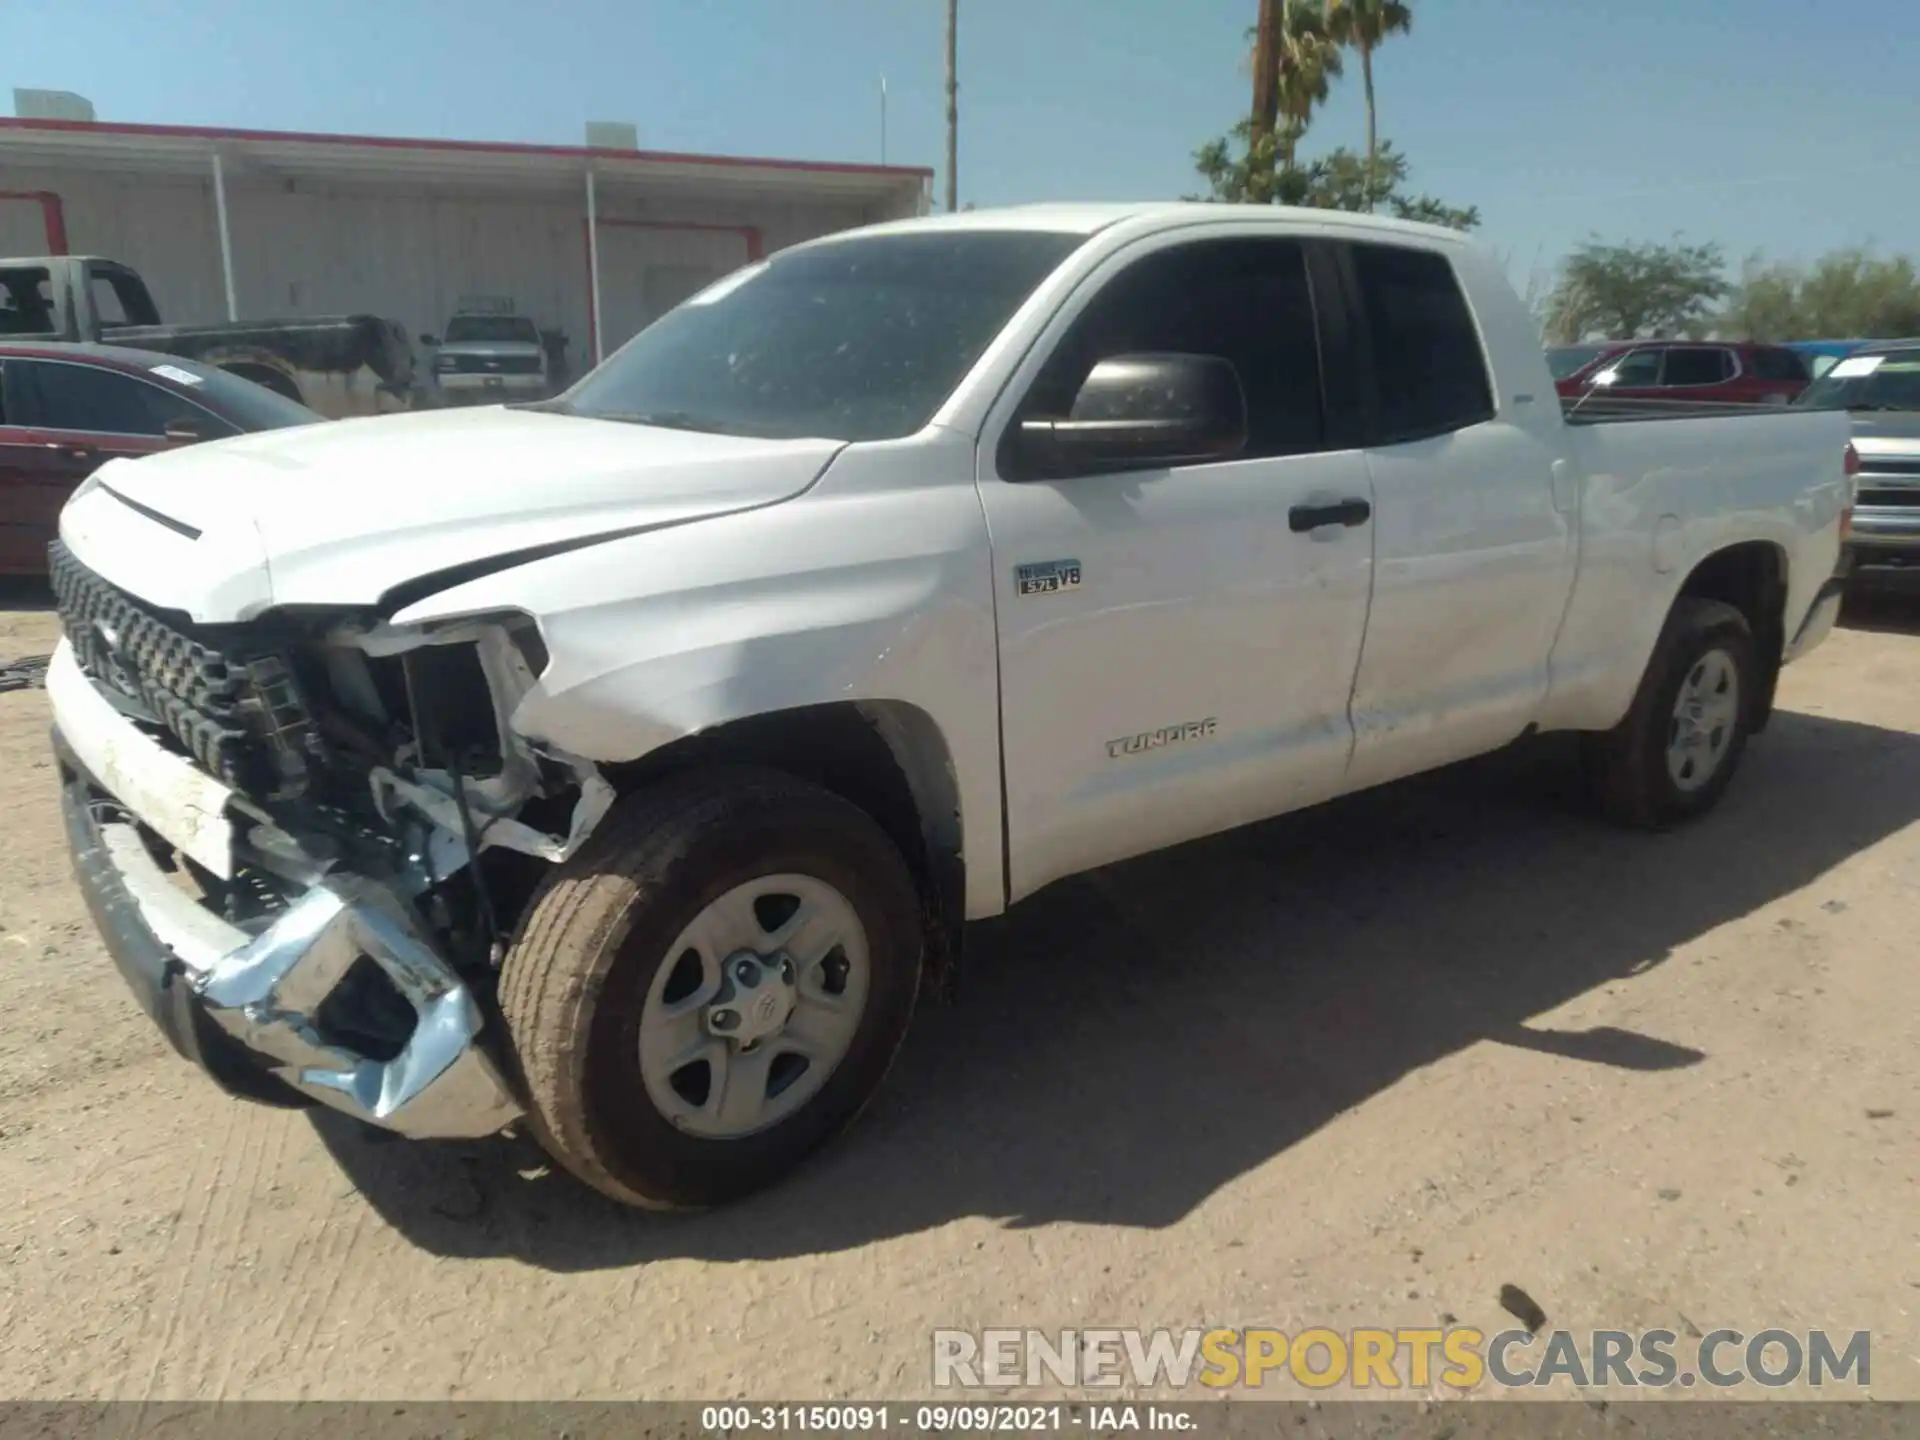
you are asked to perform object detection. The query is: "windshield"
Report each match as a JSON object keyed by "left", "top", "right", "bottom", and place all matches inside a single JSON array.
[
  {"left": 556, "top": 230, "right": 1086, "bottom": 442},
  {"left": 1546, "top": 344, "right": 1609, "bottom": 381},
  {"left": 147, "top": 356, "right": 324, "bottom": 429},
  {"left": 445, "top": 315, "right": 541, "bottom": 344},
  {"left": 1797, "top": 350, "right": 1920, "bottom": 412}
]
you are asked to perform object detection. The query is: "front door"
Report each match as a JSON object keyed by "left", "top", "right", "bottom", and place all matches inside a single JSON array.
[{"left": 975, "top": 232, "right": 1377, "bottom": 903}]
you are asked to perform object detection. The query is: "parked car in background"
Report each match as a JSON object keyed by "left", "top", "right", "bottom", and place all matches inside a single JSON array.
[
  {"left": 1, "top": 255, "right": 421, "bottom": 420},
  {"left": 0, "top": 342, "right": 321, "bottom": 575},
  {"left": 426, "top": 311, "right": 552, "bottom": 405},
  {"left": 1796, "top": 340, "right": 1920, "bottom": 579},
  {"left": 1785, "top": 339, "right": 1866, "bottom": 380},
  {"left": 1551, "top": 340, "right": 1811, "bottom": 408}
]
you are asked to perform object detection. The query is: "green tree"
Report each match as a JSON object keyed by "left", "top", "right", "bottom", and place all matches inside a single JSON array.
[
  {"left": 1543, "top": 237, "right": 1729, "bottom": 344},
  {"left": 1195, "top": 133, "right": 1478, "bottom": 229},
  {"left": 1324, "top": 0, "right": 1414, "bottom": 181},
  {"left": 1272, "top": 2, "right": 1345, "bottom": 164},
  {"left": 1723, "top": 248, "right": 1920, "bottom": 340},
  {"left": 1196, "top": 0, "right": 1472, "bottom": 227}
]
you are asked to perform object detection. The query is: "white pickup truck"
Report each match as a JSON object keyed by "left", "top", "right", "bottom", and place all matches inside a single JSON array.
[{"left": 48, "top": 203, "right": 1853, "bottom": 1210}]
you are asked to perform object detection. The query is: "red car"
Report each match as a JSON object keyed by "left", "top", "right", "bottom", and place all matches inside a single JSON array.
[
  {"left": 1549, "top": 340, "right": 1811, "bottom": 407},
  {"left": 0, "top": 342, "right": 320, "bottom": 576}
]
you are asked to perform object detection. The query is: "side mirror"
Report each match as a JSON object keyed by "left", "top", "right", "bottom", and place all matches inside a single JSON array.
[
  {"left": 163, "top": 418, "right": 204, "bottom": 444},
  {"left": 1590, "top": 367, "right": 1620, "bottom": 387},
  {"left": 1018, "top": 353, "right": 1248, "bottom": 478}
]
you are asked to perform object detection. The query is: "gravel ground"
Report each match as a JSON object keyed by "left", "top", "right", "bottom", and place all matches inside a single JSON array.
[{"left": 0, "top": 586, "right": 1914, "bottom": 1402}]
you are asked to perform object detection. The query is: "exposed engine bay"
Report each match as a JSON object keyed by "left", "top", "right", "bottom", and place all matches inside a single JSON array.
[{"left": 50, "top": 540, "right": 612, "bottom": 1077}]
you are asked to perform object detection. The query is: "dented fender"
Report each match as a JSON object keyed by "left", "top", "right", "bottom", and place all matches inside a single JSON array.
[{"left": 385, "top": 434, "right": 1008, "bottom": 917}]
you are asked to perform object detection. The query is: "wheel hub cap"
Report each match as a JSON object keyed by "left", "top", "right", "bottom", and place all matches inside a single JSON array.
[
  {"left": 706, "top": 950, "right": 799, "bottom": 1047},
  {"left": 636, "top": 874, "right": 870, "bottom": 1140},
  {"left": 1666, "top": 647, "right": 1740, "bottom": 793}
]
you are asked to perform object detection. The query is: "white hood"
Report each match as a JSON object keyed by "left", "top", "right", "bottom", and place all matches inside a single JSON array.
[{"left": 57, "top": 406, "right": 845, "bottom": 623}]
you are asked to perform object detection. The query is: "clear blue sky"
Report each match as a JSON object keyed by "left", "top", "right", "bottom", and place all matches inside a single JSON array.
[{"left": 9, "top": 0, "right": 1919, "bottom": 288}]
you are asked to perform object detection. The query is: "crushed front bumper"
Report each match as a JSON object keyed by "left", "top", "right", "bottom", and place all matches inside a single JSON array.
[{"left": 49, "top": 643, "right": 521, "bottom": 1139}]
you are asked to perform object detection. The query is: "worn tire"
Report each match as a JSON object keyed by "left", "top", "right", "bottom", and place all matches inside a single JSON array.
[
  {"left": 498, "top": 767, "right": 924, "bottom": 1210},
  {"left": 1581, "top": 598, "right": 1757, "bottom": 829}
]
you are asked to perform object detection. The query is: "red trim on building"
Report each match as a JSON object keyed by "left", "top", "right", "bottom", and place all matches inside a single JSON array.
[
  {"left": 0, "top": 117, "right": 933, "bottom": 182},
  {"left": 0, "top": 190, "right": 68, "bottom": 254}
]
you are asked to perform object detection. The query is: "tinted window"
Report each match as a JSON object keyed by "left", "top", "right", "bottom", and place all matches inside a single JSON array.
[
  {"left": 1662, "top": 347, "right": 1732, "bottom": 386},
  {"left": 1350, "top": 243, "right": 1494, "bottom": 441},
  {"left": 17, "top": 360, "right": 225, "bottom": 436},
  {"left": 132, "top": 357, "right": 322, "bottom": 431},
  {"left": 1604, "top": 348, "right": 1663, "bottom": 386},
  {"left": 559, "top": 231, "right": 1086, "bottom": 442},
  {"left": 1017, "top": 237, "right": 1326, "bottom": 464},
  {"left": 0, "top": 267, "right": 56, "bottom": 337},
  {"left": 1751, "top": 347, "right": 1809, "bottom": 382}
]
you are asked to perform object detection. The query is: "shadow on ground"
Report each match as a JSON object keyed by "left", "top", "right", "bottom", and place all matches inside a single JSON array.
[{"left": 317, "top": 708, "right": 1920, "bottom": 1269}]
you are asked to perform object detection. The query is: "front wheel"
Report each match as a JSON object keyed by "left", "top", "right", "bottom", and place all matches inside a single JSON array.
[
  {"left": 499, "top": 768, "right": 924, "bottom": 1210},
  {"left": 1581, "top": 597, "right": 1757, "bottom": 828}
]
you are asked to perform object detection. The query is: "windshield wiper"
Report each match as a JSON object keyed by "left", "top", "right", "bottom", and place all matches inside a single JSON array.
[{"left": 1847, "top": 403, "right": 1914, "bottom": 413}]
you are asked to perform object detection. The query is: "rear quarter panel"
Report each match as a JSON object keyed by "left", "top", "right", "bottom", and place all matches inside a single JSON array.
[{"left": 1534, "top": 410, "right": 1850, "bottom": 733}]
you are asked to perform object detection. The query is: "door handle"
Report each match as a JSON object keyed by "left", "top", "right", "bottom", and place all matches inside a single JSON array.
[
  {"left": 1288, "top": 498, "right": 1371, "bottom": 533},
  {"left": 45, "top": 441, "right": 95, "bottom": 462}
]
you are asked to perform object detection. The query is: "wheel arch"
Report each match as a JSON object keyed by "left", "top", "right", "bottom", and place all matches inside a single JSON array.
[
  {"left": 603, "top": 699, "right": 966, "bottom": 996},
  {"left": 1674, "top": 539, "right": 1789, "bottom": 731}
]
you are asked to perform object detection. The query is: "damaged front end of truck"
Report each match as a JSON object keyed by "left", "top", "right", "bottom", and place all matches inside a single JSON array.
[{"left": 48, "top": 541, "right": 612, "bottom": 1138}]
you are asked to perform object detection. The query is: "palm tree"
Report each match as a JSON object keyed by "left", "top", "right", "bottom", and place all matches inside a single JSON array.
[
  {"left": 1243, "top": 1, "right": 1345, "bottom": 164},
  {"left": 1324, "top": 0, "right": 1413, "bottom": 177}
]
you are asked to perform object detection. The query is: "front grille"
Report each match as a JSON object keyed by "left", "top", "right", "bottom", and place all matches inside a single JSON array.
[
  {"left": 50, "top": 542, "right": 311, "bottom": 797},
  {"left": 1857, "top": 488, "right": 1920, "bottom": 507},
  {"left": 443, "top": 353, "right": 542, "bottom": 375}
]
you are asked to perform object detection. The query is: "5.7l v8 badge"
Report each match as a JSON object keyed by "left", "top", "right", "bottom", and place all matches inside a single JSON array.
[{"left": 1016, "top": 559, "right": 1082, "bottom": 597}]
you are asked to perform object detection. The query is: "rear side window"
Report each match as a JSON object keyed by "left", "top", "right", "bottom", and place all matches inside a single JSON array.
[
  {"left": 1751, "top": 347, "right": 1809, "bottom": 382},
  {"left": 1349, "top": 243, "right": 1494, "bottom": 442},
  {"left": 1661, "top": 347, "right": 1733, "bottom": 386},
  {"left": 0, "top": 267, "right": 56, "bottom": 337}
]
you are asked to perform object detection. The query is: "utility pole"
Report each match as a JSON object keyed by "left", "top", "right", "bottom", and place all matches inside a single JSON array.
[
  {"left": 944, "top": 0, "right": 959, "bottom": 211},
  {"left": 881, "top": 75, "right": 889, "bottom": 165}
]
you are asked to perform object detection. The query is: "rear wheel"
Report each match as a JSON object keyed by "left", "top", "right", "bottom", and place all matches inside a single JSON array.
[
  {"left": 1582, "top": 598, "right": 1756, "bottom": 828},
  {"left": 499, "top": 767, "right": 923, "bottom": 1210}
]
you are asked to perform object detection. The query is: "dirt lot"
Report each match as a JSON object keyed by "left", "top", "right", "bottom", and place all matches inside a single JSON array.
[{"left": 0, "top": 589, "right": 1914, "bottom": 1402}]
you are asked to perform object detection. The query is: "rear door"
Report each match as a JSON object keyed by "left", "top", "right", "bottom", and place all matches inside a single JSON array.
[
  {"left": 0, "top": 357, "right": 210, "bottom": 574},
  {"left": 1334, "top": 239, "right": 1578, "bottom": 791}
]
